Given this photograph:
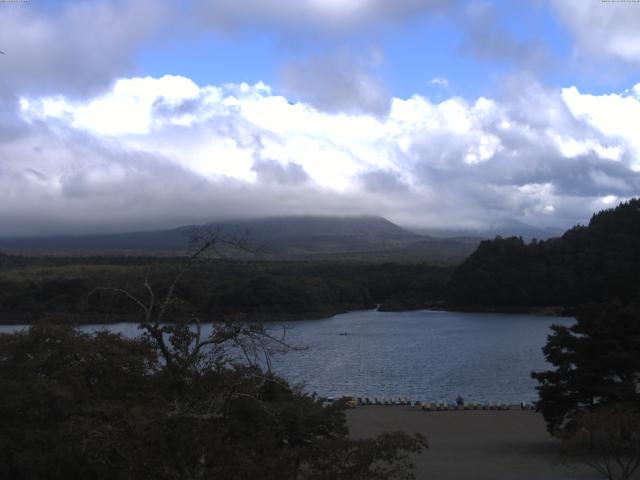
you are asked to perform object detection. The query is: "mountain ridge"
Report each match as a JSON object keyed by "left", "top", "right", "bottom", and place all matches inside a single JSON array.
[{"left": 0, "top": 215, "right": 425, "bottom": 255}]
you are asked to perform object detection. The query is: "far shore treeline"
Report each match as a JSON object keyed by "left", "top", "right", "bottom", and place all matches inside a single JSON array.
[
  {"left": 0, "top": 256, "right": 451, "bottom": 324},
  {"left": 1, "top": 198, "right": 639, "bottom": 324},
  {"left": 447, "top": 198, "right": 640, "bottom": 309}
]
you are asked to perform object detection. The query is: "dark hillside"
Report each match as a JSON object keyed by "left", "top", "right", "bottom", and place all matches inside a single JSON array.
[
  {"left": 0, "top": 216, "right": 418, "bottom": 254},
  {"left": 446, "top": 199, "right": 640, "bottom": 308},
  {"left": 0, "top": 215, "right": 478, "bottom": 261}
]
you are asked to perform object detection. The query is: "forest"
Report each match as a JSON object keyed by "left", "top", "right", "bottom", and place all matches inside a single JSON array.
[
  {"left": 0, "top": 253, "right": 452, "bottom": 324},
  {"left": 2, "top": 199, "right": 640, "bottom": 323},
  {"left": 446, "top": 199, "right": 640, "bottom": 310}
]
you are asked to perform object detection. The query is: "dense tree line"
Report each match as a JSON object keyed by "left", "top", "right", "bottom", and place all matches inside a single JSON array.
[
  {"left": 446, "top": 199, "right": 640, "bottom": 308},
  {"left": 0, "top": 256, "right": 452, "bottom": 323}
]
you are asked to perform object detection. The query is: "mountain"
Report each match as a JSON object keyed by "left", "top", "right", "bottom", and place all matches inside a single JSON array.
[
  {"left": 446, "top": 199, "right": 640, "bottom": 308},
  {"left": 0, "top": 216, "right": 416, "bottom": 254}
]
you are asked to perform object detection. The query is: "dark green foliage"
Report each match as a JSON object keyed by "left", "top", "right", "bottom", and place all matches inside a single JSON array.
[
  {"left": 0, "top": 325, "right": 426, "bottom": 479},
  {"left": 447, "top": 199, "right": 640, "bottom": 308},
  {"left": 0, "top": 325, "right": 156, "bottom": 479},
  {"left": 0, "top": 259, "right": 452, "bottom": 323},
  {"left": 532, "top": 302, "right": 640, "bottom": 433}
]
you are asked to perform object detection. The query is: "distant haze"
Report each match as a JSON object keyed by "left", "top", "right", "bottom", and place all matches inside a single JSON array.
[{"left": 0, "top": 215, "right": 483, "bottom": 261}]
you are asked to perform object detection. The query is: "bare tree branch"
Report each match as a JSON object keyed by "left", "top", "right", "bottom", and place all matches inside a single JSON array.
[{"left": 88, "top": 224, "right": 295, "bottom": 377}]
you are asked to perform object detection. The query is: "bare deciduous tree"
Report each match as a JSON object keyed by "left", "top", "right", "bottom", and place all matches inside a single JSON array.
[{"left": 89, "top": 225, "right": 297, "bottom": 418}]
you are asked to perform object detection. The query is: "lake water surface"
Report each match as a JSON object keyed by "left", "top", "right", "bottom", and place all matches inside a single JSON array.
[{"left": 0, "top": 309, "right": 573, "bottom": 404}]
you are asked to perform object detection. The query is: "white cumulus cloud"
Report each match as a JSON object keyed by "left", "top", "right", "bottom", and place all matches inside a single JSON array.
[{"left": 6, "top": 74, "right": 640, "bottom": 235}]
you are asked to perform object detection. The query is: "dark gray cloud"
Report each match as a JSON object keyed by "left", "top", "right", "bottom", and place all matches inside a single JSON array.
[
  {"left": 252, "top": 158, "right": 311, "bottom": 185},
  {"left": 359, "top": 170, "right": 409, "bottom": 194},
  {"left": 0, "top": 0, "right": 171, "bottom": 95},
  {"left": 551, "top": 0, "right": 640, "bottom": 67},
  {"left": 192, "top": 0, "right": 456, "bottom": 35},
  {"left": 281, "top": 50, "right": 390, "bottom": 115},
  {"left": 458, "top": 2, "right": 550, "bottom": 71},
  {"left": 152, "top": 97, "right": 201, "bottom": 118},
  {"left": 0, "top": 91, "right": 28, "bottom": 143},
  {"left": 0, "top": 0, "right": 455, "bottom": 102}
]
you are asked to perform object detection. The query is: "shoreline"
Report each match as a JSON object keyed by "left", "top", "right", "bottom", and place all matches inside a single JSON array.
[
  {"left": 422, "top": 304, "right": 575, "bottom": 317},
  {"left": 0, "top": 304, "right": 574, "bottom": 327},
  {"left": 0, "top": 307, "right": 365, "bottom": 326}
]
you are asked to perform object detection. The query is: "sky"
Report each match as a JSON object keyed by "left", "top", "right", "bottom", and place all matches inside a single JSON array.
[{"left": 1, "top": 0, "right": 640, "bottom": 236}]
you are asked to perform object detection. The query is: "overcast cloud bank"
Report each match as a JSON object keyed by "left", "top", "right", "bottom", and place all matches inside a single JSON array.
[
  {"left": 1, "top": 0, "right": 640, "bottom": 236},
  {"left": 1, "top": 74, "right": 636, "bottom": 236}
]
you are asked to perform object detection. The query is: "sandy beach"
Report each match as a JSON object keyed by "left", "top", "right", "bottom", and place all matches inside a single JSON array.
[{"left": 347, "top": 406, "right": 607, "bottom": 480}]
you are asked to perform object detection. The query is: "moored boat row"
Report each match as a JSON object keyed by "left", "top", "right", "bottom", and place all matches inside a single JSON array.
[{"left": 321, "top": 396, "right": 535, "bottom": 411}]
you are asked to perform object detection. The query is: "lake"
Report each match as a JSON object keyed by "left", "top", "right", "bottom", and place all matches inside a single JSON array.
[{"left": 0, "top": 309, "right": 573, "bottom": 404}]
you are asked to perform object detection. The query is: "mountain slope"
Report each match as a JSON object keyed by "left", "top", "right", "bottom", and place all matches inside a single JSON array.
[{"left": 0, "top": 216, "right": 422, "bottom": 255}]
